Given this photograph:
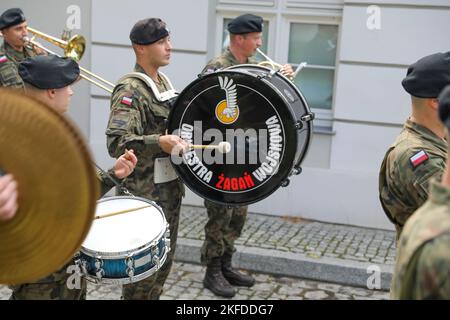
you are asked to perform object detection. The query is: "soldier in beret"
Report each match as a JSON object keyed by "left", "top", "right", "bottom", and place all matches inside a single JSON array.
[
  {"left": 0, "top": 8, "right": 45, "bottom": 89},
  {"left": 391, "top": 85, "right": 450, "bottom": 299},
  {"left": 198, "top": 14, "right": 294, "bottom": 298},
  {"left": 379, "top": 52, "right": 450, "bottom": 241},
  {"left": 105, "top": 18, "right": 189, "bottom": 300},
  {"left": 9, "top": 55, "right": 138, "bottom": 300}
]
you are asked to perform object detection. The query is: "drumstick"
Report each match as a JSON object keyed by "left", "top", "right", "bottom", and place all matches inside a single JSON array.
[
  {"left": 94, "top": 204, "right": 152, "bottom": 220},
  {"left": 190, "top": 141, "right": 231, "bottom": 154},
  {"left": 124, "top": 148, "right": 134, "bottom": 160}
]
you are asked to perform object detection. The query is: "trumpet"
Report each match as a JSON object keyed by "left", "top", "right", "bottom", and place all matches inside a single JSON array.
[
  {"left": 24, "top": 27, "right": 114, "bottom": 93},
  {"left": 256, "top": 48, "right": 307, "bottom": 81}
]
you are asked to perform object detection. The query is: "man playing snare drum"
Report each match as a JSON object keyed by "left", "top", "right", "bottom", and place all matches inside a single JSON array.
[{"left": 9, "top": 55, "right": 137, "bottom": 300}]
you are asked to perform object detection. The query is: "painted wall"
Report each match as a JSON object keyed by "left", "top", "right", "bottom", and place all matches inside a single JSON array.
[{"left": 5, "top": 0, "right": 450, "bottom": 230}]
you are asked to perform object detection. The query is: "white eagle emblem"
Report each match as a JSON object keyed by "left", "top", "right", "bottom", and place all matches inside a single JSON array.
[{"left": 218, "top": 76, "right": 238, "bottom": 119}]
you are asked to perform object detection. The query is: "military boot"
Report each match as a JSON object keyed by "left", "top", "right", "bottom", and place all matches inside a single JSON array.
[
  {"left": 203, "top": 257, "right": 235, "bottom": 297},
  {"left": 221, "top": 253, "right": 255, "bottom": 287}
]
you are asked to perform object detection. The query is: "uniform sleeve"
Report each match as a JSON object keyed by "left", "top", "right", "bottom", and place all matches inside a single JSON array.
[
  {"left": 105, "top": 84, "right": 163, "bottom": 158},
  {"left": 0, "top": 60, "right": 24, "bottom": 89},
  {"left": 413, "top": 234, "right": 450, "bottom": 299},
  {"left": 96, "top": 168, "right": 123, "bottom": 197},
  {"left": 410, "top": 155, "right": 445, "bottom": 202}
]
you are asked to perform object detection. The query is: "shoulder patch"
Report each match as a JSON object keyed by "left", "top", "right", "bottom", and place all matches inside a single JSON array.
[
  {"left": 121, "top": 96, "right": 133, "bottom": 106},
  {"left": 410, "top": 150, "right": 429, "bottom": 168},
  {"left": 0, "top": 55, "right": 8, "bottom": 63}
]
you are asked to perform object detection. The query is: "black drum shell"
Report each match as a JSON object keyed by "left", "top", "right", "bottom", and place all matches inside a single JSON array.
[{"left": 167, "top": 65, "right": 313, "bottom": 205}]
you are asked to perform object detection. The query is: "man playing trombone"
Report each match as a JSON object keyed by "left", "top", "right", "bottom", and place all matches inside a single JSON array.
[
  {"left": 200, "top": 14, "right": 294, "bottom": 298},
  {"left": 0, "top": 8, "right": 45, "bottom": 89}
]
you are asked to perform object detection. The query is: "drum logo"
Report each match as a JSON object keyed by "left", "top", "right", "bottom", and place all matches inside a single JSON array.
[{"left": 215, "top": 76, "right": 239, "bottom": 125}]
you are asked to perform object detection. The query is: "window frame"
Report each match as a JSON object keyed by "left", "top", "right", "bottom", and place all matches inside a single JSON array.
[{"left": 279, "top": 15, "right": 341, "bottom": 129}]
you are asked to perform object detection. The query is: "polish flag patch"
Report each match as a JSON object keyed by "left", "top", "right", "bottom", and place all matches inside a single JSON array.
[
  {"left": 0, "top": 56, "right": 8, "bottom": 63},
  {"left": 410, "top": 150, "right": 429, "bottom": 168},
  {"left": 121, "top": 96, "right": 133, "bottom": 106}
]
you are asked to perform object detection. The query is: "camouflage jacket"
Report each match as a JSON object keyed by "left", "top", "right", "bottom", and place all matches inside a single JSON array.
[
  {"left": 0, "top": 40, "right": 37, "bottom": 89},
  {"left": 391, "top": 179, "right": 450, "bottom": 299},
  {"left": 106, "top": 64, "right": 183, "bottom": 202},
  {"left": 97, "top": 168, "right": 124, "bottom": 197},
  {"left": 379, "top": 119, "right": 447, "bottom": 237},
  {"left": 202, "top": 47, "right": 257, "bottom": 73}
]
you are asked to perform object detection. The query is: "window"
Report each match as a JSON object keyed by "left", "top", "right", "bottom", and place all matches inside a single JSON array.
[
  {"left": 288, "top": 23, "right": 338, "bottom": 111},
  {"left": 221, "top": 18, "right": 269, "bottom": 57}
]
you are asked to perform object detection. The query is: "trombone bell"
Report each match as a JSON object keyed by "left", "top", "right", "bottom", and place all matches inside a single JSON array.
[{"left": 27, "top": 27, "right": 86, "bottom": 61}]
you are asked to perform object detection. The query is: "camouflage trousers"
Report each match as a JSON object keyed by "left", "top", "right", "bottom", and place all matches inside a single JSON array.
[
  {"left": 122, "top": 195, "right": 182, "bottom": 300},
  {"left": 201, "top": 200, "right": 248, "bottom": 265},
  {"left": 9, "top": 259, "right": 86, "bottom": 300}
]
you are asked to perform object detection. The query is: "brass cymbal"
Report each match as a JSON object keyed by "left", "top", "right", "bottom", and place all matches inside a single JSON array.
[{"left": 0, "top": 89, "right": 99, "bottom": 285}]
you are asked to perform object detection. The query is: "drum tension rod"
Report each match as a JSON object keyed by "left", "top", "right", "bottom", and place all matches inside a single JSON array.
[{"left": 301, "top": 112, "right": 315, "bottom": 122}]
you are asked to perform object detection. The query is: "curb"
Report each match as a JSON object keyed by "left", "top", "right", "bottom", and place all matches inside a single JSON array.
[{"left": 175, "top": 238, "right": 393, "bottom": 291}]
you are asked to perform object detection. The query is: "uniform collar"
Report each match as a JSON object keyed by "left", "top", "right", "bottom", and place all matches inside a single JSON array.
[
  {"left": 404, "top": 118, "right": 447, "bottom": 152},
  {"left": 224, "top": 47, "right": 257, "bottom": 65},
  {"left": 1, "top": 40, "right": 34, "bottom": 62}
]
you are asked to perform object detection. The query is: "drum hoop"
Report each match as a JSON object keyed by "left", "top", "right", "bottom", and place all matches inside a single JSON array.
[{"left": 81, "top": 196, "right": 168, "bottom": 258}]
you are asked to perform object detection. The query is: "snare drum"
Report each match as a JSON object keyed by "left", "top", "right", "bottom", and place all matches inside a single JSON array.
[
  {"left": 78, "top": 196, "right": 170, "bottom": 284},
  {"left": 167, "top": 65, "right": 314, "bottom": 206}
]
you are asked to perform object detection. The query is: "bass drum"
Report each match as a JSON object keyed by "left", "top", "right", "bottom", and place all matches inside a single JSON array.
[{"left": 167, "top": 65, "right": 314, "bottom": 206}]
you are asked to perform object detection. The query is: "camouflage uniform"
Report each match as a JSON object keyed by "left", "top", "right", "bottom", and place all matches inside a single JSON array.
[
  {"left": 106, "top": 64, "right": 183, "bottom": 300},
  {"left": 200, "top": 47, "right": 257, "bottom": 264},
  {"left": 10, "top": 171, "right": 120, "bottom": 300},
  {"left": 0, "top": 40, "right": 37, "bottom": 89},
  {"left": 391, "top": 179, "right": 450, "bottom": 299},
  {"left": 379, "top": 119, "right": 447, "bottom": 239}
]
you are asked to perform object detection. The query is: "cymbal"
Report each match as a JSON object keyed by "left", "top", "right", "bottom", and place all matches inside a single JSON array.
[{"left": 0, "top": 89, "right": 99, "bottom": 285}]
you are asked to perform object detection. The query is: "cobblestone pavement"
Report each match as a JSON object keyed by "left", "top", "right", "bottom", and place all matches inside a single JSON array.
[
  {"left": 179, "top": 206, "right": 396, "bottom": 265},
  {"left": 0, "top": 262, "right": 389, "bottom": 300}
]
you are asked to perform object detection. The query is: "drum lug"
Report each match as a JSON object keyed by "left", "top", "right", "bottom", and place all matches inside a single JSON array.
[
  {"left": 292, "top": 166, "right": 302, "bottom": 175},
  {"left": 126, "top": 267, "right": 135, "bottom": 277},
  {"left": 77, "top": 259, "right": 88, "bottom": 276},
  {"left": 301, "top": 112, "right": 315, "bottom": 122},
  {"left": 281, "top": 179, "right": 290, "bottom": 187},
  {"left": 295, "top": 121, "right": 303, "bottom": 130},
  {"left": 126, "top": 256, "right": 134, "bottom": 268},
  {"left": 94, "top": 257, "right": 103, "bottom": 269},
  {"left": 95, "top": 269, "right": 105, "bottom": 281}
]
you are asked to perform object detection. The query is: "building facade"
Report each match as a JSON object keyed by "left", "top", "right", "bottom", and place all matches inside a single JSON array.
[{"left": 3, "top": 0, "right": 450, "bottom": 229}]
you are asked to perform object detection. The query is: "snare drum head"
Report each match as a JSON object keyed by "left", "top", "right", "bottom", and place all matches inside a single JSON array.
[
  {"left": 168, "top": 67, "right": 312, "bottom": 205},
  {"left": 82, "top": 197, "right": 165, "bottom": 255}
]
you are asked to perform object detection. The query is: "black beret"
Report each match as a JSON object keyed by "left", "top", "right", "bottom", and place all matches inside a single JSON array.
[
  {"left": 130, "top": 18, "right": 169, "bottom": 45},
  {"left": 402, "top": 52, "right": 450, "bottom": 98},
  {"left": 438, "top": 85, "right": 450, "bottom": 129},
  {"left": 18, "top": 55, "right": 80, "bottom": 89},
  {"left": 227, "top": 14, "right": 263, "bottom": 34},
  {"left": 0, "top": 8, "right": 26, "bottom": 30}
]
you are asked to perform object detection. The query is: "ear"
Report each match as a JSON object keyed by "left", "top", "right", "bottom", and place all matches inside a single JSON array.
[
  {"left": 428, "top": 98, "right": 439, "bottom": 111},
  {"left": 46, "top": 88, "right": 56, "bottom": 99}
]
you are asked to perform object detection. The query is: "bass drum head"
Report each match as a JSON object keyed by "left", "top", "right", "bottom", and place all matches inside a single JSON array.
[{"left": 168, "top": 69, "right": 306, "bottom": 206}]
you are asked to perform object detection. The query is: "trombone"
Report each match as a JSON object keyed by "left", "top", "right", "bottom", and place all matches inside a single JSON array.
[
  {"left": 24, "top": 27, "right": 114, "bottom": 93},
  {"left": 256, "top": 48, "right": 307, "bottom": 81}
]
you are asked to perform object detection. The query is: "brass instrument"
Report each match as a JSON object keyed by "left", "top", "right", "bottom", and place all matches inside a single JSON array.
[
  {"left": 25, "top": 27, "right": 114, "bottom": 93},
  {"left": 256, "top": 48, "right": 307, "bottom": 81}
]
